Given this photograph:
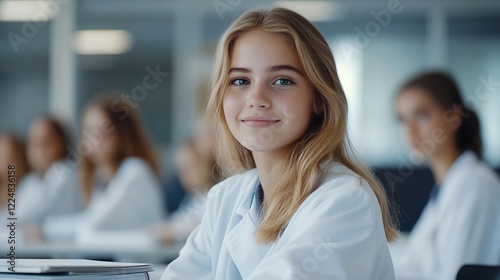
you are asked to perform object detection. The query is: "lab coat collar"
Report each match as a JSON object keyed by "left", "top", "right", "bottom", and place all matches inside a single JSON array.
[
  {"left": 441, "top": 150, "right": 477, "bottom": 189},
  {"left": 234, "top": 170, "right": 260, "bottom": 218},
  {"left": 226, "top": 172, "right": 272, "bottom": 278},
  {"left": 232, "top": 161, "right": 345, "bottom": 218},
  {"left": 225, "top": 161, "right": 348, "bottom": 278}
]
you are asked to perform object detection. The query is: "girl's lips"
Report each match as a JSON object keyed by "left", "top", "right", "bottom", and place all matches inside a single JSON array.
[{"left": 242, "top": 119, "right": 280, "bottom": 128}]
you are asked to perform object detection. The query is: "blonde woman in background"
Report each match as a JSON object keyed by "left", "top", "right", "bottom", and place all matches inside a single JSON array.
[
  {"left": 156, "top": 117, "right": 219, "bottom": 244},
  {"left": 162, "top": 7, "right": 397, "bottom": 280}
]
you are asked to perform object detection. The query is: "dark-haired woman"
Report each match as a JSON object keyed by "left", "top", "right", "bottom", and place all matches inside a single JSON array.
[{"left": 393, "top": 71, "right": 500, "bottom": 280}]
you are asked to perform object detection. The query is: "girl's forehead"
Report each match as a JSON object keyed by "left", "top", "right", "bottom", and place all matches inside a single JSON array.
[
  {"left": 397, "top": 88, "right": 445, "bottom": 113},
  {"left": 83, "top": 107, "right": 108, "bottom": 125},
  {"left": 231, "top": 30, "right": 293, "bottom": 53},
  {"left": 229, "top": 30, "right": 304, "bottom": 70}
]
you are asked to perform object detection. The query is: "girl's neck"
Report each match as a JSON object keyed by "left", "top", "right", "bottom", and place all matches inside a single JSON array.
[
  {"left": 252, "top": 148, "right": 287, "bottom": 197},
  {"left": 96, "top": 161, "right": 119, "bottom": 184},
  {"left": 429, "top": 146, "right": 461, "bottom": 186},
  {"left": 36, "top": 165, "right": 50, "bottom": 178}
]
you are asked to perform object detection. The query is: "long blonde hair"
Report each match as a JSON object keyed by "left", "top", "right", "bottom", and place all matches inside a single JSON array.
[{"left": 207, "top": 7, "right": 398, "bottom": 244}]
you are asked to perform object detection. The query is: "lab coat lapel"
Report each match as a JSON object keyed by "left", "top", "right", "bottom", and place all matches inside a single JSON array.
[
  {"left": 226, "top": 189, "right": 272, "bottom": 279},
  {"left": 438, "top": 151, "right": 475, "bottom": 198}
]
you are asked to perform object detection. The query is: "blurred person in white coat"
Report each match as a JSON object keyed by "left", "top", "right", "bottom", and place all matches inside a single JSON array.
[
  {"left": 42, "top": 96, "right": 163, "bottom": 242},
  {"left": 17, "top": 117, "right": 81, "bottom": 227},
  {"left": 0, "top": 135, "right": 31, "bottom": 216},
  {"left": 161, "top": 8, "right": 397, "bottom": 280},
  {"left": 155, "top": 128, "right": 219, "bottom": 244},
  {"left": 83, "top": 118, "right": 220, "bottom": 247},
  {"left": 393, "top": 71, "right": 500, "bottom": 280}
]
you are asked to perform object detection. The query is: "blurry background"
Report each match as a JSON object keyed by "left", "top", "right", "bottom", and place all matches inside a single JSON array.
[{"left": 1, "top": 0, "right": 499, "bottom": 232}]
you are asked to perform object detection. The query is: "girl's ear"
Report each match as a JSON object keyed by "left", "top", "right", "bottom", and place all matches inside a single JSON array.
[
  {"left": 312, "top": 91, "right": 324, "bottom": 115},
  {"left": 448, "top": 106, "right": 463, "bottom": 130}
]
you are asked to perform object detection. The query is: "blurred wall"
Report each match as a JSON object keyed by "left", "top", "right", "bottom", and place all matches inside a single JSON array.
[{"left": 1, "top": 0, "right": 499, "bottom": 168}]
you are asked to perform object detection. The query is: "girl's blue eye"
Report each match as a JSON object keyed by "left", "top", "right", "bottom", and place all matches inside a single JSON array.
[
  {"left": 416, "top": 112, "right": 429, "bottom": 121},
  {"left": 231, "top": 78, "right": 250, "bottom": 86},
  {"left": 273, "top": 78, "right": 294, "bottom": 86}
]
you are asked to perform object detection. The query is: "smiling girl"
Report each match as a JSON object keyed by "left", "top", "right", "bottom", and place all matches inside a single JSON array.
[{"left": 162, "top": 7, "right": 397, "bottom": 280}]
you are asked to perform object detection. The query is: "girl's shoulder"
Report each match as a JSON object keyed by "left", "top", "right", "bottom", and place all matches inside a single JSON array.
[
  {"left": 445, "top": 151, "right": 500, "bottom": 194},
  {"left": 281, "top": 164, "right": 383, "bottom": 238},
  {"left": 17, "top": 172, "right": 43, "bottom": 195},
  {"left": 111, "top": 157, "right": 160, "bottom": 189},
  {"left": 208, "top": 168, "right": 259, "bottom": 200},
  {"left": 207, "top": 164, "right": 373, "bottom": 202},
  {"left": 118, "top": 157, "right": 155, "bottom": 175},
  {"left": 203, "top": 169, "right": 259, "bottom": 217},
  {"left": 207, "top": 164, "right": 377, "bottom": 214},
  {"left": 19, "top": 172, "right": 43, "bottom": 187},
  {"left": 313, "top": 162, "right": 376, "bottom": 203}
]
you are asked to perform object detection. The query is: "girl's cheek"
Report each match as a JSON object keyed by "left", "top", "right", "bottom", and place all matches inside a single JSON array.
[
  {"left": 277, "top": 96, "right": 306, "bottom": 121},
  {"left": 421, "top": 121, "right": 439, "bottom": 140},
  {"left": 223, "top": 93, "right": 242, "bottom": 121}
]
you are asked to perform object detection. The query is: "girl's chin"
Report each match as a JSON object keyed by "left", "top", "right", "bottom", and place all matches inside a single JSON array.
[
  {"left": 409, "top": 148, "right": 433, "bottom": 162},
  {"left": 241, "top": 143, "right": 275, "bottom": 153},
  {"left": 86, "top": 155, "right": 104, "bottom": 165}
]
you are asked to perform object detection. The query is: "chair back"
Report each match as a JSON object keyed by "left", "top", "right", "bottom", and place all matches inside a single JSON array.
[{"left": 456, "top": 264, "right": 500, "bottom": 280}]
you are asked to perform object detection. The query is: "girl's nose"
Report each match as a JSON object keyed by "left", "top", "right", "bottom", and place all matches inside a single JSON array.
[{"left": 246, "top": 84, "right": 271, "bottom": 109}]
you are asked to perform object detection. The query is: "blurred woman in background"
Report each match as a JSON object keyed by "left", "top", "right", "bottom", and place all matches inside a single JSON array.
[
  {"left": 17, "top": 117, "right": 81, "bottom": 226},
  {"left": 0, "top": 134, "right": 31, "bottom": 212},
  {"left": 156, "top": 118, "right": 219, "bottom": 244},
  {"left": 43, "top": 95, "right": 163, "bottom": 242},
  {"left": 393, "top": 71, "right": 500, "bottom": 280}
]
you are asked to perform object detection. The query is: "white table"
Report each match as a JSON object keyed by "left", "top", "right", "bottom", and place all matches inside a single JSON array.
[
  {"left": 150, "top": 264, "right": 168, "bottom": 280},
  {"left": 0, "top": 241, "right": 184, "bottom": 263}
]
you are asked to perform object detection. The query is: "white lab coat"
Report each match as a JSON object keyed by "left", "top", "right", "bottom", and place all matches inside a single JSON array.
[
  {"left": 391, "top": 151, "right": 500, "bottom": 280},
  {"left": 42, "top": 157, "right": 163, "bottom": 242},
  {"left": 17, "top": 160, "right": 82, "bottom": 225},
  {"left": 166, "top": 193, "right": 208, "bottom": 241},
  {"left": 161, "top": 163, "right": 395, "bottom": 280},
  {"left": 74, "top": 193, "right": 209, "bottom": 247}
]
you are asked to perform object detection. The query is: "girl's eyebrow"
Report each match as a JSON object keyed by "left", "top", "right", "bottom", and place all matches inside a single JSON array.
[
  {"left": 268, "top": 65, "right": 304, "bottom": 76},
  {"left": 228, "top": 65, "right": 304, "bottom": 76},
  {"left": 229, "top": 67, "right": 251, "bottom": 74}
]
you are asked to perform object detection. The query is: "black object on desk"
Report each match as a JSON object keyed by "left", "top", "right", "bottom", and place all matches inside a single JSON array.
[
  {"left": 456, "top": 264, "right": 500, "bottom": 280},
  {"left": 0, "top": 259, "right": 152, "bottom": 279}
]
